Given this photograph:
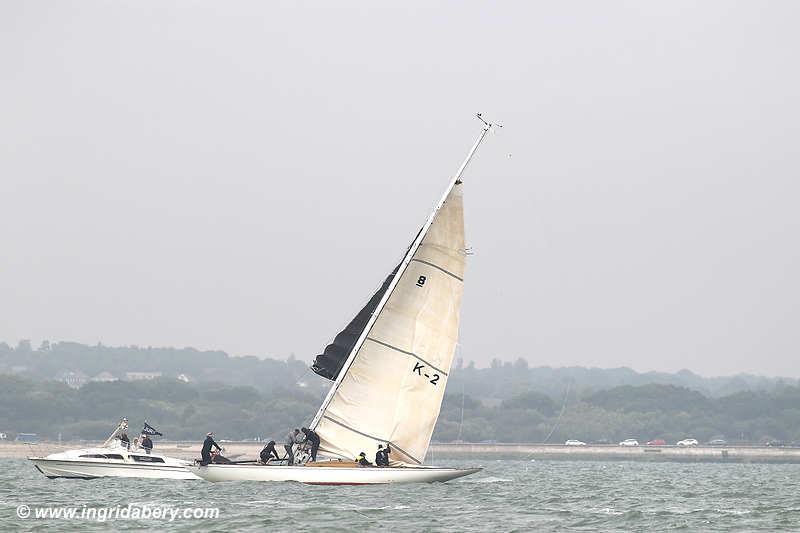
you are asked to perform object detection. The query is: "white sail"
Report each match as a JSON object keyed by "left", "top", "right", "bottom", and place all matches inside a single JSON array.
[{"left": 312, "top": 184, "right": 466, "bottom": 465}]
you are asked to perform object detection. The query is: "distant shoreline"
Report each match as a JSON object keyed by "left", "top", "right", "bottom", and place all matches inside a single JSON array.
[
  {"left": 4, "top": 441, "right": 800, "bottom": 464},
  {"left": 429, "top": 442, "right": 800, "bottom": 464}
]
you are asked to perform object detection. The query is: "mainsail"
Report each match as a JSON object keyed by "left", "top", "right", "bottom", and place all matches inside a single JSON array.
[{"left": 309, "top": 120, "right": 492, "bottom": 465}]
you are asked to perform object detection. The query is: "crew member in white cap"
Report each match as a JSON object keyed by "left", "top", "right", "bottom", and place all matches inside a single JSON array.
[{"left": 201, "top": 432, "right": 221, "bottom": 465}]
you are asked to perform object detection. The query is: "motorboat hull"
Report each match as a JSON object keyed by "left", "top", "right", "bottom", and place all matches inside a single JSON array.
[
  {"left": 30, "top": 458, "right": 198, "bottom": 479},
  {"left": 28, "top": 445, "right": 199, "bottom": 480},
  {"left": 188, "top": 463, "right": 480, "bottom": 484}
]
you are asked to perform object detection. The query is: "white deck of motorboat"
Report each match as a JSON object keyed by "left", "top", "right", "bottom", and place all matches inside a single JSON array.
[{"left": 29, "top": 442, "right": 198, "bottom": 480}]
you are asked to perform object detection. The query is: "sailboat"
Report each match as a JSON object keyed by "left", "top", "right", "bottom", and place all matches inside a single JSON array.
[{"left": 189, "top": 116, "right": 496, "bottom": 484}]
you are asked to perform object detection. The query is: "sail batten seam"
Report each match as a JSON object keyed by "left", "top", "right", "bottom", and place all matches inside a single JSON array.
[
  {"left": 410, "top": 258, "right": 464, "bottom": 281},
  {"left": 365, "top": 337, "right": 449, "bottom": 377},
  {"left": 321, "top": 415, "right": 423, "bottom": 464}
]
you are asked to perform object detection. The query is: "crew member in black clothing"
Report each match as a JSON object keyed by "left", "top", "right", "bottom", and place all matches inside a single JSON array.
[
  {"left": 119, "top": 431, "right": 130, "bottom": 450},
  {"left": 116, "top": 417, "right": 130, "bottom": 449},
  {"left": 375, "top": 443, "right": 391, "bottom": 466},
  {"left": 201, "top": 432, "right": 222, "bottom": 466},
  {"left": 301, "top": 427, "right": 321, "bottom": 462},
  {"left": 260, "top": 440, "right": 280, "bottom": 463},
  {"left": 356, "top": 451, "right": 372, "bottom": 467},
  {"left": 141, "top": 434, "right": 153, "bottom": 454}
]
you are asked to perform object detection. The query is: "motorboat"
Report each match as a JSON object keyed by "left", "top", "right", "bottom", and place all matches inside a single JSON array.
[
  {"left": 29, "top": 420, "right": 198, "bottom": 480},
  {"left": 29, "top": 442, "right": 198, "bottom": 480}
]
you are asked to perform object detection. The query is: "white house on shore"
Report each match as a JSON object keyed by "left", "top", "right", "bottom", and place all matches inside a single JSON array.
[
  {"left": 125, "top": 371, "right": 162, "bottom": 381},
  {"left": 58, "top": 371, "right": 89, "bottom": 389}
]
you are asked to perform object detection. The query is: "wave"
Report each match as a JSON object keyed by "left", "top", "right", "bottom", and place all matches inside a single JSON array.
[
  {"left": 588, "top": 507, "right": 624, "bottom": 516},
  {"left": 714, "top": 508, "right": 752, "bottom": 515},
  {"left": 458, "top": 476, "right": 513, "bottom": 484}
]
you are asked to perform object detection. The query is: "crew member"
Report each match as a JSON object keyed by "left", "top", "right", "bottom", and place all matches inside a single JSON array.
[
  {"left": 260, "top": 440, "right": 280, "bottom": 463},
  {"left": 375, "top": 443, "right": 391, "bottom": 466},
  {"left": 201, "top": 432, "right": 222, "bottom": 466},
  {"left": 301, "top": 427, "right": 321, "bottom": 462},
  {"left": 141, "top": 434, "right": 153, "bottom": 454},
  {"left": 116, "top": 417, "right": 130, "bottom": 449},
  {"left": 356, "top": 451, "right": 372, "bottom": 467},
  {"left": 284, "top": 429, "right": 302, "bottom": 465},
  {"left": 119, "top": 431, "right": 130, "bottom": 450}
]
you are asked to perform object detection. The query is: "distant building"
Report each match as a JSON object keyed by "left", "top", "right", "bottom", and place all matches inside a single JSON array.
[
  {"left": 15, "top": 433, "right": 39, "bottom": 443},
  {"left": 125, "top": 372, "right": 162, "bottom": 381},
  {"left": 58, "top": 371, "right": 88, "bottom": 389},
  {"left": 91, "top": 371, "right": 118, "bottom": 382},
  {"left": 176, "top": 373, "right": 190, "bottom": 383}
]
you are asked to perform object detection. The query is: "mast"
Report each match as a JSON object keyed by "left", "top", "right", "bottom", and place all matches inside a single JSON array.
[{"left": 309, "top": 115, "right": 497, "bottom": 431}]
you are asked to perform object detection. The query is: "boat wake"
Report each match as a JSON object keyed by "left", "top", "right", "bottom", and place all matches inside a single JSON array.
[
  {"left": 458, "top": 476, "right": 512, "bottom": 484},
  {"left": 231, "top": 499, "right": 283, "bottom": 507}
]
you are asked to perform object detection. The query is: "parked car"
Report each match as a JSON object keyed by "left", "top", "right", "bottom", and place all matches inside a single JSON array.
[
  {"left": 707, "top": 439, "right": 727, "bottom": 446},
  {"left": 646, "top": 439, "right": 666, "bottom": 446},
  {"left": 565, "top": 440, "right": 587, "bottom": 446},
  {"left": 619, "top": 439, "right": 639, "bottom": 447},
  {"left": 677, "top": 438, "right": 699, "bottom": 447}
]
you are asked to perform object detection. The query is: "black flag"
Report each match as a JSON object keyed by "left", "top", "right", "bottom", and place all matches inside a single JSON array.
[{"left": 141, "top": 422, "right": 163, "bottom": 437}]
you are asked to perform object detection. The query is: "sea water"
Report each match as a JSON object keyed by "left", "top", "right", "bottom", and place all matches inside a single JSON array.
[{"left": 2, "top": 458, "right": 799, "bottom": 531}]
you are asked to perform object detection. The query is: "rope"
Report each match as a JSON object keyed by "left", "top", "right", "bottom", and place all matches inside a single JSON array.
[{"left": 543, "top": 380, "right": 572, "bottom": 444}]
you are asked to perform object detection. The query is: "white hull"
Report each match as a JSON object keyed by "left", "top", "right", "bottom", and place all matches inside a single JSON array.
[
  {"left": 29, "top": 444, "right": 198, "bottom": 480},
  {"left": 188, "top": 463, "right": 480, "bottom": 484},
  {"left": 31, "top": 458, "right": 198, "bottom": 480}
]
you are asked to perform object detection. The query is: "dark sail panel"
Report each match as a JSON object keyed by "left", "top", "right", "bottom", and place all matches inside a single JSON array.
[{"left": 311, "top": 265, "right": 399, "bottom": 380}]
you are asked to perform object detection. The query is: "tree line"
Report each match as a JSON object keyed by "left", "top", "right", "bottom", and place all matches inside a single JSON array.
[
  {"left": 0, "top": 340, "right": 320, "bottom": 394},
  {"left": 2, "top": 375, "right": 798, "bottom": 445},
  {"left": 437, "top": 383, "right": 800, "bottom": 444},
  {"left": 2, "top": 340, "right": 795, "bottom": 399}
]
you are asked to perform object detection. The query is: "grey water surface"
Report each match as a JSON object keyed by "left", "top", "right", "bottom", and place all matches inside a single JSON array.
[{"left": 2, "top": 459, "right": 798, "bottom": 531}]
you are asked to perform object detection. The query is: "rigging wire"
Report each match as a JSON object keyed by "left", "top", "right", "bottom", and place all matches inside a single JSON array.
[
  {"left": 521, "top": 380, "right": 573, "bottom": 462},
  {"left": 457, "top": 381, "right": 466, "bottom": 442},
  {"left": 455, "top": 343, "right": 466, "bottom": 443},
  {"left": 543, "top": 380, "right": 572, "bottom": 444}
]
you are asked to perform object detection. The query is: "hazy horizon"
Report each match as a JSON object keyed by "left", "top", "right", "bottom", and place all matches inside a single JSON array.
[{"left": 2, "top": 2, "right": 798, "bottom": 377}]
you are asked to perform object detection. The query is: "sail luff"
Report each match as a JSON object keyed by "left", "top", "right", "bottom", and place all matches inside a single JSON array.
[{"left": 308, "top": 124, "right": 491, "bottom": 432}]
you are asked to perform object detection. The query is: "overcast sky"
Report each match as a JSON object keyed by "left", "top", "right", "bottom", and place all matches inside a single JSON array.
[{"left": 1, "top": 1, "right": 798, "bottom": 377}]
